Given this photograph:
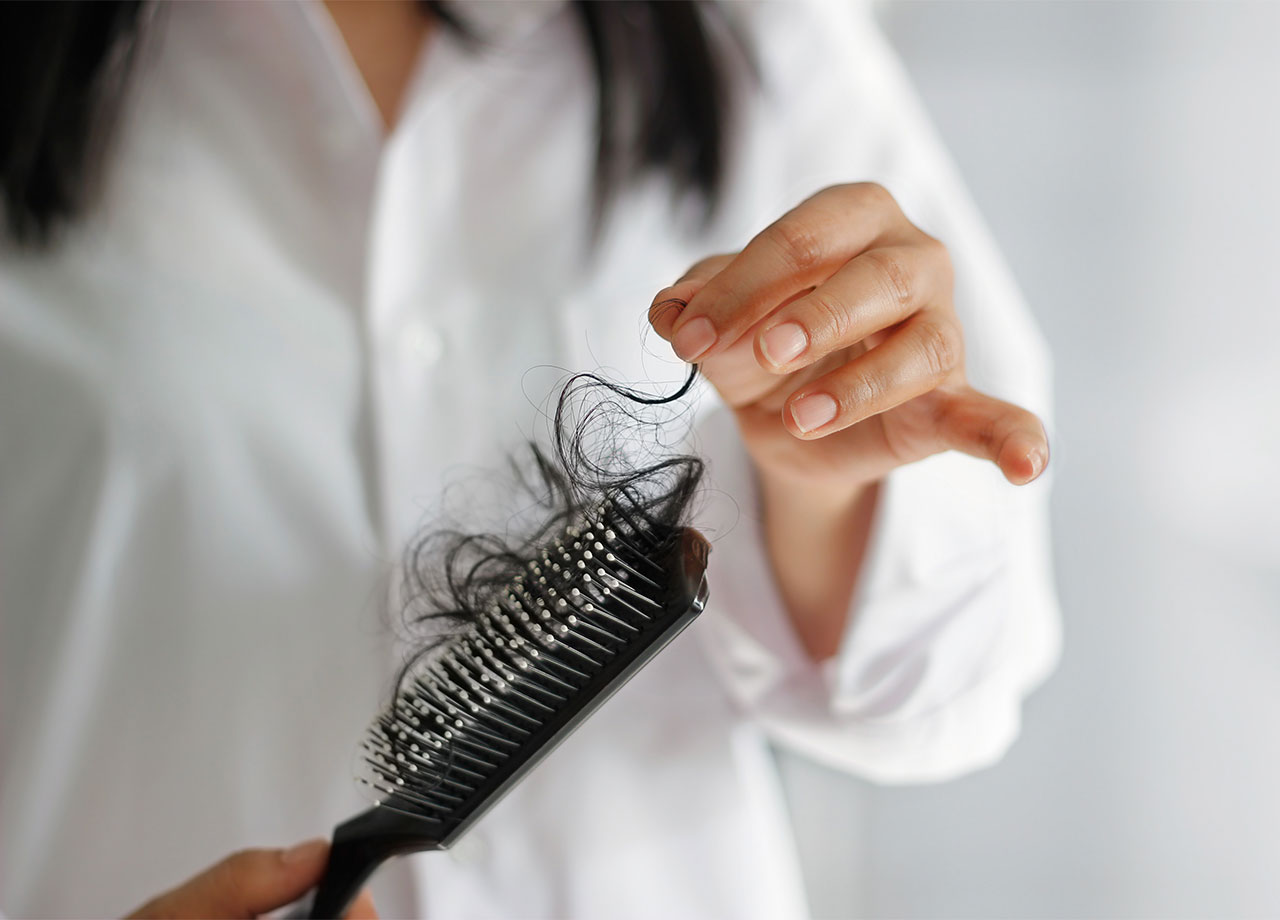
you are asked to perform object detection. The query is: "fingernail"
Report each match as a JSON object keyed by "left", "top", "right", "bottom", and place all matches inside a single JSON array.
[
  {"left": 671, "top": 316, "right": 717, "bottom": 362},
  {"left": 760, "top": 322, "right": 808, "bottom": 367},
  {"left": 791, "top": 393, "right": 838, "bottom": 433},
  {"left": 1029, "top": 446, "right": 1048, "bottom": 478},
  {"left": 281, "top": 838, "right": 328, "bottom": 864}
]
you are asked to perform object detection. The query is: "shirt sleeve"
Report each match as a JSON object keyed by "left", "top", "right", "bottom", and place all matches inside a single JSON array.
[{"left": 690, "top": 0, "right": 1061, "bottom": 784}]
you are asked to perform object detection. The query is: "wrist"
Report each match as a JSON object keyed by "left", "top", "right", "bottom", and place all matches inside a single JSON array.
[
  {"left": 754, "top": 462, "right": 874, "bottom": 515},
  {"left": 755, "top": 467, "right": 881, "bottom": 662}
]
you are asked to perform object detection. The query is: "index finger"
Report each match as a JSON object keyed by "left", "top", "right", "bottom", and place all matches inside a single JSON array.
[{"left": 668, "top": 183, "right": 900, "bottom": 362}]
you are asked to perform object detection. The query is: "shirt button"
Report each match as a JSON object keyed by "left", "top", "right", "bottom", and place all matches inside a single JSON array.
[{"left": 402, "top": 319, "right": 444, "bottom": 364}]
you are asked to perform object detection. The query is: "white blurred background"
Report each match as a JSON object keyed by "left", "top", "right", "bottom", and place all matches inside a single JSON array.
[{"left": 777, "top": 2, "right": 1280, "bottom": 916}]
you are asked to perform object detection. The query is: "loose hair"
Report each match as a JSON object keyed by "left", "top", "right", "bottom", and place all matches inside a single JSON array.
[{"left": 394, "top": 363, "right": 704, "bottom": 684}]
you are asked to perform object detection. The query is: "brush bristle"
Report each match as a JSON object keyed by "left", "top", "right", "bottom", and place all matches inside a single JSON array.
[{"left": 356, "top": 493, "right": 690, "bottom": 831}]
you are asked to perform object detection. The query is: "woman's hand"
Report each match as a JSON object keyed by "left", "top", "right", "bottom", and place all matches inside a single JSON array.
[
  {"left": 649, "top": 182, "right": 1048, "bottom": 501},
  {"left": 649, "top": 183, "right": 1049, "bottom": 659},
  {"left": 126, "top": 839, "right": 377, "bottom": 920}
]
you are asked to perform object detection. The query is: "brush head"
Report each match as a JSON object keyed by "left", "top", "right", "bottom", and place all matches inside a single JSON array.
[{"left": 356, "top": 492, "right": 710, "bottom": 848}]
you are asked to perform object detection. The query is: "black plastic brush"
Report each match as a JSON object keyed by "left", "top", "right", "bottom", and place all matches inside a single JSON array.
[{"left": 299, "top": 493, "right": 710, "bottom": 918}]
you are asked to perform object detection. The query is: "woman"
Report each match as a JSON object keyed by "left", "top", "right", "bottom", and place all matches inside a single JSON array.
[{"left": 0, "top": 1, "right": 1059, "bottom": 917}]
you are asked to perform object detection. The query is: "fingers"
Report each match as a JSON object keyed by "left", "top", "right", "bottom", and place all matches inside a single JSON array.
[
  {"left": 755, "top": 242, "right": 949, "bottom": 373},
  {"left": 934, "top": 386, "right": 1050, "bottom": 484},
  {"left": 127, "top": 839, "right": 332, "bottom": 920},
  {"left": 648, "top": 253, "right": 735, "bottom": 339},
  {"left": 667, "top": 183, "right": 902, "bottom": 361},
  {"left": 783, "top": 313, "right": 964, "bottom": 438},
  {"left": 772, "top": 307, "right": 1047, "bottom": 484}
]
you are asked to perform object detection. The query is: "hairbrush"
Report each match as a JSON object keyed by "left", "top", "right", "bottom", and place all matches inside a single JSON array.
[{"left": 299, "top": 489, "right": 710, "bottom": 918}]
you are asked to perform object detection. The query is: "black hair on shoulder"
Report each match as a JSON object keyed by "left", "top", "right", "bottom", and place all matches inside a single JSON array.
[
  {"left": 1, "top": 0, "right": 739, "bottom": 247},
  {"left": 0, "top": 0, "right": 148, "bottom": 246}
]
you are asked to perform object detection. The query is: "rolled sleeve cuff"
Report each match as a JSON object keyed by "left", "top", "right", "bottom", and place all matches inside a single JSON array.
[{"left": 692, "top": 406, "right": 1061, "bottom": 784}]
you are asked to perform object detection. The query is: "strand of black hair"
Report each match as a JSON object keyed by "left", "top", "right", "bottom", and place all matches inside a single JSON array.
[{"left": 392, "top": 367, "right": 704, "bottom": 696}]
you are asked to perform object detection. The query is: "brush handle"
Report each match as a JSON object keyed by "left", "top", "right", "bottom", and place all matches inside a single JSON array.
[
  {"left": 293, "top": 806, "right": 441, "bottom": 918},
  {"left": 295, "top": 527, "right": 710, "bottom": 917}
]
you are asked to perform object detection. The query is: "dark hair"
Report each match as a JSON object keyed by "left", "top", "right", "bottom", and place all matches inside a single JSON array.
[
  {"left": 397, "top": 365, "right": 703, "bottom": 665},
  {"left": 0, "top": 0, "right": 736, "bottom": 247}
]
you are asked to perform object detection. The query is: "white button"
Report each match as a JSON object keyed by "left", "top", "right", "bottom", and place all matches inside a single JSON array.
[{"left": 402, "top": 319, "right": 444, "bottom": 364}]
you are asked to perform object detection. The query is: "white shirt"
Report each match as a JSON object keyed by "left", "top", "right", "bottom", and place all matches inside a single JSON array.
[{"left": 0, "top": 1, "right": 1060, "bottom": 917}]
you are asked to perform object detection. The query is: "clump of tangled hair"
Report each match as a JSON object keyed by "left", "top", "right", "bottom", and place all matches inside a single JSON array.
[{"left": 392, "top": 363, "right": 704, "bottom": 684}]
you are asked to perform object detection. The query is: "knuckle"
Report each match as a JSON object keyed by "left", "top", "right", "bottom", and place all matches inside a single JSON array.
[
  {"left": 854, "top": 364, "right": 890, "bottom": 408},
  {"left": 973, "top": 413, "right": 1000, "bottom": 453},
  {"left": 854, "top": 180, "right": 895, "bottom": 210},
  {"left": 916, "top": 318, "right": 962, "bottom": 380},
  {"left": 922, "top": 233, "right": 955, "bottom": 287},
  {"left": 808, "top": 183, "right": 867, "bottom": 208},
  {"left": 863, "top": 248, "right": 914, "bottom": 308},
  {"left": 926, "top": 388, "right": 957, "bottom": 434},
  {"left": 768, "top": 218, "right": 826, "bottom": 274},
  {"left": 802, "top": 290, "right": 851, "bottom": 345}
]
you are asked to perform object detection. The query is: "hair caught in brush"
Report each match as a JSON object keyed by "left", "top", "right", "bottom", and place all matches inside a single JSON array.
[{"left": 393, "top": 363, "right": 704, "bottom": 683}]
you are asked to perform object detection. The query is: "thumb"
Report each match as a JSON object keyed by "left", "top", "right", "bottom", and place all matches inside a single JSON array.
[
  {"left": 128, "top": 838, "right": 330, "bottom": 919},
  {"left": 935, "top": 384, "right": 1050, "bottom": 485},
  {"left": 648, "top": 253, "right": 736, "bottom": 339},
  {"left": 344, "top": 888, "right": 380, "bottom": 920}
]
